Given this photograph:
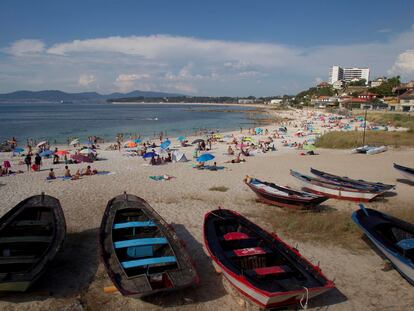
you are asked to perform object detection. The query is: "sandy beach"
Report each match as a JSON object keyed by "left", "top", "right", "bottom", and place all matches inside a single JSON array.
[{"left": 1, "top": 109, "right": 414, "bottom": 311}]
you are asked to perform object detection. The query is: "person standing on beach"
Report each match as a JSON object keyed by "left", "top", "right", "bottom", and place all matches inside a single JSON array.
[
  {"left": 24, "top": 154, "right": 32, "bottom": 171},
  {"left": 34, "top": 153, "right": 41, "bottom": 171}
]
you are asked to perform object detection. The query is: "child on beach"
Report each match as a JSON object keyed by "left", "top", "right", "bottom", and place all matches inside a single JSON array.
[{"left": 48, "top": 168, "right": 56, "bottom": 180}]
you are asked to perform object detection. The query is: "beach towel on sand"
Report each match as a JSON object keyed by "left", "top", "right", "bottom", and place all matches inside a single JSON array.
[{"left": 149, "top": 175, "right": 174, "bottom": 181}]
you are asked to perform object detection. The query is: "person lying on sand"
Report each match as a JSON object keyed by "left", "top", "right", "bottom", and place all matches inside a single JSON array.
[
  {"left": 196, "top": 161, "right": 205, "bottom": 168},
  {"left": 225, "top": 154, "right": 246, "bottom": 164},
  {"left": 71, "top": 169, "right": 81, "bottom": 180}
]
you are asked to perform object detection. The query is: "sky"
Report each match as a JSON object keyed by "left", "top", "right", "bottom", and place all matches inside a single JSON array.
[{"left": 1, "top": 0, "right": 414, "bottom": 96}]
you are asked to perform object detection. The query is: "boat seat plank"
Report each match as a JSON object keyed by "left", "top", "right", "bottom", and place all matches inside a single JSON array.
[
  {"left": 0, "top": 255, "right": 37, "bottom": 265},
  {"left": 222, "top": 232, "right": 249, "bottom": 241},
  {"left": 0, "top": 236, "right": 52, "bottom": 244},
  {"left": 121, "top": 256, "right": 177, "bottom": 269},
  {"left": 396, "top": 238, "right": 414, "bottom": 250},
  {"left": 13, "top": 220, "right": 51, "bottom": 227},
  {"left": 226, "top": 247, "right": 266, "bottom": 258},
  {"left": 113, "top": 221, "right": 156, "bottom": 229},
  {"left": 253, "top": 265, "right": 291, "bottom": 276},
  {"left": 114, "top": 237, "right": 168, "bottom": 249}
]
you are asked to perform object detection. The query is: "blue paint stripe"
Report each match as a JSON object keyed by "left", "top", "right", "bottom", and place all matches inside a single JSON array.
[
  {"left": 121, "top": 256, "right": 177, "bottom": 268},
  {"left": 113, "top": 221, "right": 156, "bottom": 229},
  {"left": 114, "top": 237, "right": 168, "bottom": 249}
]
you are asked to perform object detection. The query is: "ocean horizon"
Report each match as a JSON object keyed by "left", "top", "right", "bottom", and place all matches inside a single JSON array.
[{"left": 0, "top": 101, "right": 263, "bottom": 144}]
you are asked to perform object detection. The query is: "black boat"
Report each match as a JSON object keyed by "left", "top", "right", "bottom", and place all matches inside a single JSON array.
[
  {"left": 99, "top": 193, "right": 198, "bottom": 297},
  {"left": 352, "top": 205, "right": 414, "bottom": 285},
  {"left": 0, "top": 193, "right": 66, "bottom": 292},
  {"left": 204, "top": 209, "right": 335, "bottom": 308},
  {"left": 244, "top": 177, "right": 328, "bottom": 209},
  {"left": 310, "top": 168, "right": 395, "bottom": 191},
  {"left": 393, "top": 163, "right": 414, "bottom": 183}
]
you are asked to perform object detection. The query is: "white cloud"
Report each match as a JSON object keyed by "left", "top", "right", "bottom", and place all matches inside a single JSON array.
[
  {"left": 78, "top": 74, "right": 96, "bottom": 87},
  {"left": 115, "top": 73, "right": 151, "bottom": 92},
  {"left": 390, "top": 50, "right": 414, "bottom": 74},
  {"left": 115, "top": 73, "right": 150, "bottom": 82},
  {"left": 4, "top": 39, "right": 45, "bottom": 56},
  {"left": 1, "top": 28, "right": 414, "bottom": 95}
]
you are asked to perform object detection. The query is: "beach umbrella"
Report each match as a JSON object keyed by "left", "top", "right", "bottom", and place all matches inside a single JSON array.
[
  {"left": 71, "top": 154, "right": 93, "bottom": 163},
  {"left": 70, "top": 139, "right": 79, "bottom": 146},
  {"left": 243, "top": 137, "right": 253, "bottom": 142},
  {"left": 125, "top": 142, "right": 137, "bottom": 148},
  {"left": 39, "top": 150, "right": 54, "bottom": 157},
  {"left": 134, "top": 139, "right": 142, "bottom": 143},
  {"left": 177, "top": 136, "right": 186, "bottom": 142},
  {"left": 55, "top": 150, "right": 69, "bottom": 156},
  {"left": 79, "top": 148, "right": 96, "bottom": 155},
  {"left": 37, "top": 141, "right": 47, "bottom": 148},
  {"left": 143, "top": 152, "right": 156, "bottom": 159},
  {"left": 304, "top": 144, "right": 316, "bottom": 151},
  {"left": 255, "top": 128, "right": 263, "bottom": 134},
  {"left": 13, "top": 147, "right": 24, "bottom": 153},
  {"left": 196, "top": 153, "right": 215, "bottom": 162},
  {"left": 192, "top": 139, "right": 204, "bottom": 144},
  {"left": 160, "top": 140, "right": 171, "bottom": 149}
]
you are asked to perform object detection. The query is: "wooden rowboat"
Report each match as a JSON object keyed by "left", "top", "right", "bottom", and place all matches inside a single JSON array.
[
  {"left": 0, "top": 193, "right": 66, "bottom": 292},
  {"left": 99, "top": 193, "right": 198, "bottom": 297},
  {"left": 290, "top": 170, "right": 385, "bottom": 202},
  {"left": 204, "top": 209, "right": 335, "bottom": 308},
  {"left": 393, "top": 163, "right": 414, "bottom": 183},
  {"left": 310, "top": 168, "right": 395, "bottom": 191},
  {"left": 244, "top": 177, "right": 328, "bottom": 209},
  {"left": 352, "top": 205, "right": 414, "bottom": 285}
]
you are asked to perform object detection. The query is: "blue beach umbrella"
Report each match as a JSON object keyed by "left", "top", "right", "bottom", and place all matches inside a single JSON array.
[
  {"left": 196, "top": 153, "right": 215, "bottom": 162},
  {"left": 14, "top": 147, "right": 24, "bottom": 153},
  {"left": 177, "top": 136, "right": 186, "bottom": 142},
  {"left": 134, "top": 139, "right": 142, "bottom": 143},
  {"left": 143, "top": 152, "right": 156, "bottom": 158},
  {"left": 160, "top": 140, "right": 171, "bottom": 149},
  {"left": 39, "top": 150, "right": 54, "bottom": 157}
]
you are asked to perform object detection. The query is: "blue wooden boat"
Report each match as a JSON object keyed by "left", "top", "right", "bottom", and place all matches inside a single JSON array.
[
  {"left": 352, "top": 204, "right": 414, "bottom": 285},
  {"left": 99, "top": 193, "right": 198, "bottom": 297}
]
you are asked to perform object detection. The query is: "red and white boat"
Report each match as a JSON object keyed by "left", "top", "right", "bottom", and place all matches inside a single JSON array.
[
  {"left": 290, "top": 170, "right": 385, "bottom": 202},
  {"left": 203, "top": 209, "right": 335, "bottom": 309}
]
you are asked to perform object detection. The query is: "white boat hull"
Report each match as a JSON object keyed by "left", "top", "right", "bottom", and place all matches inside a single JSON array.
[
  {"left": 296, "top": 179, "right": 380, "bottom": 202},
  {"left": 221, "top": 266, "right": 329, "bottom": 307}
]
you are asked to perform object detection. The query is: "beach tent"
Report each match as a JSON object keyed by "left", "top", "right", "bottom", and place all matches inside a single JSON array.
[
  {"left": 172, "top": 150, "right": 188, "bottom": 163},
  {"left": 37, "top": 141, "right": 47, "bottom": 148}
]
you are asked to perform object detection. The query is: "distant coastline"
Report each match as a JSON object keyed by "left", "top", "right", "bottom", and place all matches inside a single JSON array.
[{"left": 110, "top": 101, "right": 267, "bottom": 108}]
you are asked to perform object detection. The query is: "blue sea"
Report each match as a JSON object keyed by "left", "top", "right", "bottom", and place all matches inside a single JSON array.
[{"left": 0, "top": 102, "right": 261, "bottom": 144}]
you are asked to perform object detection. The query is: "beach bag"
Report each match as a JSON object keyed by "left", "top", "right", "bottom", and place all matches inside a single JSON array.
[
  {"left": 3, "top": 160, "right": 11, "bottom": 168},
  {"left": 31, "top": 164, "right": 39, "bottom": 171}
]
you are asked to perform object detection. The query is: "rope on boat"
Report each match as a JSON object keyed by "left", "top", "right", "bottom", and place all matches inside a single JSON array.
[{"left": 300, "top": 287, "right": 309, "bottom": 310}]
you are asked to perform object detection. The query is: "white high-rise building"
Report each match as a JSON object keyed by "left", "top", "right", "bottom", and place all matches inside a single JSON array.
[{"left": 329, "top": 65, "right": 370, "bottom": 84}]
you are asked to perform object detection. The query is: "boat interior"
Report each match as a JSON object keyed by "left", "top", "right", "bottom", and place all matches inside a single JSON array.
[
  {"left": 0, "top": 206, "right": 54, "bottom": 275},
  {"left": 372, "top": 220, "right": 414, "bottom": 260},
  {"left": 112, "top": 208, "right": 178, "bottom": 288},
  {"left": 212, "top": 216, "right": 325, "bottom": 292}
]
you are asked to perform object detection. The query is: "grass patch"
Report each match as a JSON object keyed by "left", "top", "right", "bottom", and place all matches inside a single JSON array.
[
  {"left": 353, "top": 111, "right": 414, "bottom": 131},
  {"left": 262, "top": 205, "right": 414, "bottom": 250},
  {"left": 315, "top": 131, "right": 414, "bottom": 148},
  {"left": 209, "top": 186, "right": 229, "bottom": 192}
]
